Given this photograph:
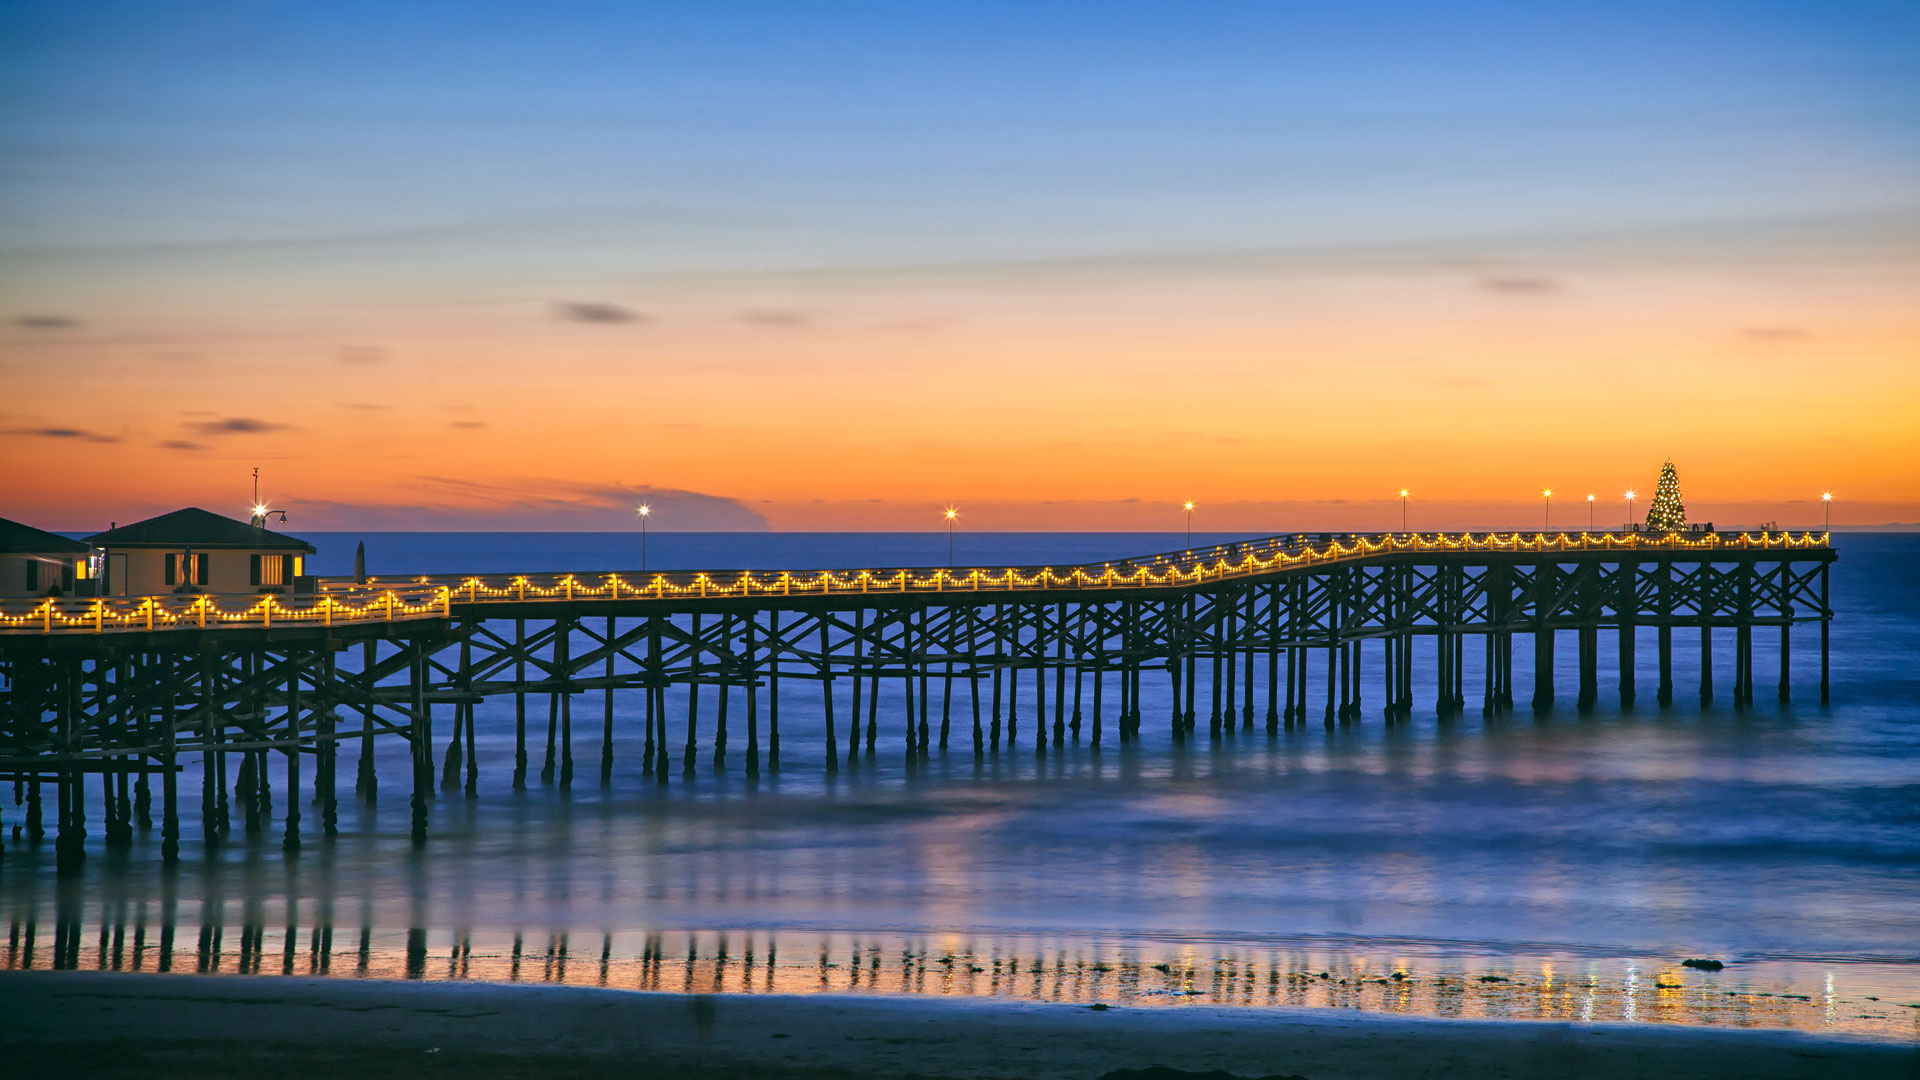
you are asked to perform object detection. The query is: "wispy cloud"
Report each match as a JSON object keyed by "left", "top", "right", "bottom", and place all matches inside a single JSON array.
[
  {"left": 449, "top": 420, "right": 488, "bottom": 429},
  {"left": 741, "top": 309, "right": 810, "bottom": 328},
  {"left": 159, "top": 439, "right": 206, "bottom": 452},
  {"left": 1477, "top": 276, "right": 1559, "bottom": 295},
  {"left": 185, "top": 417, "right": 290, "bottom": 436},
  {"left": 12, "top": 315, "right": 82, "bottom": 330},
  {"left": 1743, "top": 326, "right": 1808, "bottom": 341},
  {"left": 3, "top": 426, "right": 119, "bottom": 442},
  {"left": 556, "top": 301, "right": 645, "bottom": 324}
]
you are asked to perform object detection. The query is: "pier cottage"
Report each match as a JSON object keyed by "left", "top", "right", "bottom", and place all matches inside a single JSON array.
[
  {"left": 0, "top": 516, "right": 92, "bottom": 598},
  {"left": 84, "top": 508, "right": 317, "bottom": 597}
]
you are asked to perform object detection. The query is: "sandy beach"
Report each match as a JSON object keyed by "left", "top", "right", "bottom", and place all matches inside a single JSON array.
[{"left": 2, "top": 971, "right": 1911, "bottom": 1079}]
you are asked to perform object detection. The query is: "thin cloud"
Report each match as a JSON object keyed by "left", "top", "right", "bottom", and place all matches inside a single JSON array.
[
  {"left": 336, "top": 402, "right": 388, "bottom": 410},
  {"left": 12, "top": 315, "right": 81, "bottom": 330},
  {"left": 159, "top": 440, "right": 206, "bottom": 452},
  {"left": 3, "top": 426, "right": 120, "bottom": 443},
  {"left": 449, "top": 420, "right": 488, "bottom": 429},
  {"left": 1477, "top": 276, "right": 1560, "bottom": 295},
  {"left": 556, "top": 301, "right": 645, "bottom": 324},
  {"left": 741, "top": 309, "right": 810, "bottom": 328},
  {"left": 185, "top": 417, "right": 290, "bottom": 436},
  {"left": 1743, "top": 327, "right": 1808, "bottom": 341},
  {"left": 336, "top": 345, "right": 390, "bottom": 365}
]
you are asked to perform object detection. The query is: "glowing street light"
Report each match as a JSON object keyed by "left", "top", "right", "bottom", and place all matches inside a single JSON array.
[
  {"left": 1625, "top": 489, "right": 1636, "bottom": 529},
  {"left": 637, "top": 504, "right": 651, "bottom": 571},
  {"left": 1822, "top": 491, "right": 1832, "bottom": 531},
  {"left": 1542, "top": 489, "right": 1552, "bottom": 531},
  {"left": 1587, "top": 493, "right": 1595, "bottom": 531},
  {"left": 1399, "top": 489, "right": 1410, "bottom": 533},
  {"left": 944, "top": 506, "right": 959, "bottom": 566},
  {"left": 1183, "top": 500, "right": 1195, "bottom": 551}
]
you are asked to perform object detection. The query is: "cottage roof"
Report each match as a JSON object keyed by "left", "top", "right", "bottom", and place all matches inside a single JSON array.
[
  {"left": 0, "top": 516, "right": 91, "bottom": 555},
  {"left": 84, "top": 507, "right": 316, "bottom": 552}
]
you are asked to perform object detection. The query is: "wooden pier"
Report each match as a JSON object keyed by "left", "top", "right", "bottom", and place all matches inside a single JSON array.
[{"left": 0, "top": 530, "right": 1835, "bottom": 871}]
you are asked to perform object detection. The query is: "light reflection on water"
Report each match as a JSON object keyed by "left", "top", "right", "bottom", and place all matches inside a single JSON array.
[{"left": 8, "top": 902, "right": 1914, "bottom": 1039}]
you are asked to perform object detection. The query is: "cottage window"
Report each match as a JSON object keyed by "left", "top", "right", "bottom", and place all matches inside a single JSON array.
[
  {"left": 255, "top": 553, "right": 286, "bottom": 586},
  {"left": 167, "top": 553, "right": 208, "bottom": 585}
]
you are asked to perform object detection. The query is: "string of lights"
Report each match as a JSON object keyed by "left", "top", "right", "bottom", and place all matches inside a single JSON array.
[{"left": 0, "top": 529, "right": 1831, "bottom": 636}]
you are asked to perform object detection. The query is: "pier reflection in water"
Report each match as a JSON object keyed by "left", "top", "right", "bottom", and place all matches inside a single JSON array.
[{"left": 6, "top": 885, "right": 1909, "bottom": 1039}]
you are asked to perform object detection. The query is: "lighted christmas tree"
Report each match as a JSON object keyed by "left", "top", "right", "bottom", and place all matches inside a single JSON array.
[{"left": 1644, "top": 459, "right": 1686, "bottom": 532}]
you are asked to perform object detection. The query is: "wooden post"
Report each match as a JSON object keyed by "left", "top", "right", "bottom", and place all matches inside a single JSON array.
[
  {"left": 1009, "top": 606, "right": 1027, "bottom": 748},
  {"left": 409, "top": 641, "right": 428, "bottom": 847},
  {"left": 713, "top": 620, "right": 731, "bottom": 771},
  {"left": 1657, "top": 563, "right": 1674, "bottom": 707},
  {"left": 684, "top": 613, "right": 701, "bottom": 775},
  {"left": 1619, "top": 560, "right": 1637, "bottom": 710},
  {"left": 1266, "top": 584, "right": 1281, "bottom": 732},
  {"left": 560, "top": 622, "right": 572, "bottom": 780},
  {"left": 849, "top": 609, "right": 864, "bottom": 763},
  {"left": 1210, "top": 594, "right": 1226, "bottom": 737},
  {"left": 820, "top": 619, "right": 838, "bottom": 774},
  {"left": 602, "top": 615, "right": 616, "bottom": 785},
  {"left": 161, "top": 651, "right": 180, "bottom": 862},
  {"left": 650, "top": 617, "right": 670, "bottom": 780},
  {"left": 321, "top": 650, "right": 339, "bottom": 837},
  {"left": 57, "top": 658, "right": 85, "bottom": 874},
  {"left": 990, "top": 606, "right": 1004, "bottom": 750},
  {"left": 1737, "top": 563, "right": 1754, "bottom": 709},
  {"left": 1531, "top": 563, "right": 1554, "bottom": 712},
  {"left": 1699, "top": 624, "right": 1714, "bottom": 706},
  {"left": 1072, "top": 603, "right": 1086, "bottom": 740},
  {"left": 201, "top": 653, "right": 219, "bottom": 847},
  {"left": 282, "top": 650, "right": 302, "bottom": 853},
  {"left": 1778, "top": 620, "right": 1792, "bottom": 703},
  {"left": 1090, "top": 620, "right": 1104, "bottom": 748},
  {"left": 514, "top": 619, "right": 529, "bottom": 789},
  {"left": 918, "top": 606, "right": 932, "bottom": 757},
  {"left": 768, "top": 609, "right": 781, "bottom": 770},
  {"left": 1053, "top": 601, "right": 1068, "bottom": 747},
  {"left": 969, "top": 606, "right": 984, "bottom": 753},
  {"left": 746, "top": 613, "right": 761, "bottom": 777},
  {"left": 1819, "top": 563, "right": 1830, "bottom": 704},
  {"left": 443, "top": 639, "right": 467, "bottom": 789},
  {"left": 1183, "top": 598, "right": 1199, "bottom": 734},
  {"left": 865, "top": 621, "right": 880, "bottom": 756}
]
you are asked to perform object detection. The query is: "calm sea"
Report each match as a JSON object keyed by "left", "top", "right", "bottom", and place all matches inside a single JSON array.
[{"left": 6, "top": 532, "right": 1917, "bottom": 1040}]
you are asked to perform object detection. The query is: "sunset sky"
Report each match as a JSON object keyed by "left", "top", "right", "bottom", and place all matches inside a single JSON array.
[{"left": 3, "top": 2, "right": 1916, "bottom": 531}]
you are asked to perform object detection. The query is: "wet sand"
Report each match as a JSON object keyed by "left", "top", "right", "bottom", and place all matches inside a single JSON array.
[{"left": 2, "top": 971, "right": 1911, "bottom": 1079}]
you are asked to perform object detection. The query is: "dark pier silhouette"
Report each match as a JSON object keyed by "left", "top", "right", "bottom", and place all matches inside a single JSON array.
[{"left": 0, "top": 530, "right": 1835, "bottom": 870}]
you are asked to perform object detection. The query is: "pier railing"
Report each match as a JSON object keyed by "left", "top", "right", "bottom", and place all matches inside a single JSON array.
[{"left": 0, "top": 529, "right": 1830, "bottom": 636}]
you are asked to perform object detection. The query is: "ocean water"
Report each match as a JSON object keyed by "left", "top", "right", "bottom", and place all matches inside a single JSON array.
[{"left": 5, "top": 532, "right": 1917, "bottom": 1040}]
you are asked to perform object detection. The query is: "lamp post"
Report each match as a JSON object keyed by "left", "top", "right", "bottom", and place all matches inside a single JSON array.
[
  {"left": 1625, "top": 489, "right": 1636, "bottom": 531},
  {"left": 637, "top": 504, "right": 651, "bottom": 571},
  {"left": 1587, "top": 493, "right": 1595, "bottom": 531},
  {"left": 1822, "top": 491, "right": 1832, "bottom": 531},
  {"left": 944, "top": 506, "right": 958, "bottom": 566},
  {"left": 1542, "top": 489, "right": 1552, "bottom": 531},
  {"left": 1399, "top": 489, "right": 1409, "bottom": 533},
  {"left": 1183, "top": 500, "right": 1195, "bottom": 551}
]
